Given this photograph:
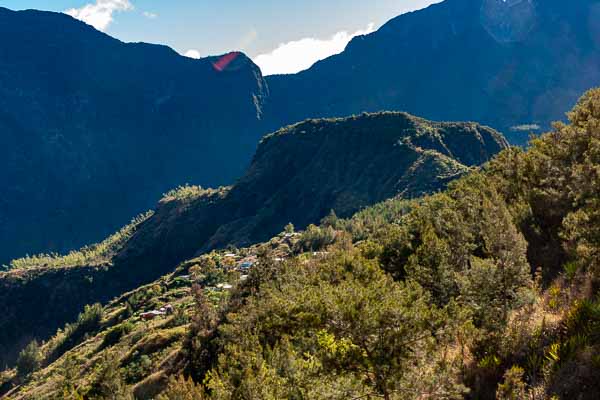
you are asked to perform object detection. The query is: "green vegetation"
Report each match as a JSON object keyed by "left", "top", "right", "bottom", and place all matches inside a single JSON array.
[
  {"left": 16, "top": 340, "right": 42, "bottom": 377},
  {"left": 2, "top": 89, "right": 600, "bottom": 399},
  {"left": 206, "top": 253, "right": 466, "bottom": 399},
  {"left": 46, "top": 303, "right": 104, "bottom": 363},
  {"left": 7, "top": 211, "right": 154, "bottom": 271},
  {"left": 88, "top": 353, "right": 133, "bottom": 400},
  {"left": 293, "top": 224, "right": 340, "bottom": 253},
  {"left": 0, "top": 111, "right": 506, "bottom": 370},
  {"left": 100, "top": 322, "right": 134, "bottom": 350},
  {"left": 160, "top": 186, "right": 228, "bottom": 205},
  {"left": 157, "top": 375, "right": 206, "bottom": 400}
]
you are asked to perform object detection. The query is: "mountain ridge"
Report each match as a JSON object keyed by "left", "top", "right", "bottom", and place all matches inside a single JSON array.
[
  {"left": 0, "top": 111, "right": 507, "bottom": 367},
  {"left": 265, "top": 0, "right": 600, "bottom": 142},
  {"left": 2, "top": 89, "right": 600, "bottom": 400},
  {"left": 3, "top": 0, "right": 600, "bottom": 263},
  {"left": 0, "top": 6, "right": 268, "bottom": 264}
]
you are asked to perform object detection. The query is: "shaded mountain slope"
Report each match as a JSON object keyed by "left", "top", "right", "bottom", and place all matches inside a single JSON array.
[
  {"left": 2, "top": 0, "right": 600, "bottom": 263},
  {"left": 112, "top": 112, "right": 507, "bottom": 278},
  {"left": 266, "top": 0, "right": 600, "bottom": 143},
  {"left": 0, "top": 112, "right": 507, "bottom": 366},
  {"left": 0, "top": 7, "right": 268, "bottom": 264}
]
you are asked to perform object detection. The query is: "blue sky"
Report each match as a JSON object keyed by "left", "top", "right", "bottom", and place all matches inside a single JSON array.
[{"left": 1, "top": 0, "right": 441, "bottom": 74}]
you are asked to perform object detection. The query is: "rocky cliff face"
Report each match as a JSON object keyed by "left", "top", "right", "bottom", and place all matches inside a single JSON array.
[
  {"left": 0, "top": 112, "right": 507, "bottom": 366},
  {"left": 0, "top": 7, "right": 268, "bottom": 264},
  {"left": 265, "top": 0, "right": 600, "bottom": 144}
]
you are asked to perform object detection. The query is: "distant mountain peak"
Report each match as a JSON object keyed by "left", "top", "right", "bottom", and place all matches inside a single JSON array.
[
  {"left": 265, "top": 0, "right": 600, "bottom": 144},
  {"left": 0, "top": 6, "right": 267, "bottom": 264}
]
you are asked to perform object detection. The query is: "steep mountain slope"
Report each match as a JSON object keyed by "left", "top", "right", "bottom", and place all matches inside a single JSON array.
[
  {"left": 120, "top": 112, "right": 505, "bottom": 263},
  {"left": 3, "top": 89, "right": 600, "bottom": 400},
  {"left": 0, "top": 112, "right": 507, "bottom": 367},
  {"left": 0, "top": 7, "right": 268, "bottom": 264},
  {"left": 266, "top": 0, "right": 600, "bottom": 143},
  {"left": 2, "top": 0, "right": 599, "bottom": 264}
]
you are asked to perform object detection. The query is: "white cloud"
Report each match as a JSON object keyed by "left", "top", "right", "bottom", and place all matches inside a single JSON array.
[
  {"left": 184, "top": 49, "right": 201, "bottom": 59},
  {"left": 253, "top": 23, "right": 375, "bottom": 76},
  {"left": 143, "top": 11, "right": 158, "bottom": 19},
  {"left": 65, "top": 0, "right": 133, "bottom": 32}
]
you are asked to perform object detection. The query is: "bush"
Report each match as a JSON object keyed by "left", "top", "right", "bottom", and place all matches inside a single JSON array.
[
  {"left": 77, "top": 303, "right": 103, "bottom": 332},
  {"left": 496, "top": 366, "right": 528, "bottom": 400},
  {"left": 16, "top": 340, "right": 43, "bottom": 377},
  {"left": 166, "top": 305, "right": 189, "bottom": 328},
  {"left": 101, "top": 322, "right": 134, "bottom": 349},
  {"left": 88, "top": 353, "right": 132, "bottom": 399},
  {"left": 294, "top": 224, "right": 338, "bottom": 252},
  {"left": 48, "top": 303, "right": 104, "bottom": 362},
  {"left": 157, "top": 375, "right": 206, "bottom": 400},
  {"left": 17, "top": 340, "right": 43, "bottom": 376}
]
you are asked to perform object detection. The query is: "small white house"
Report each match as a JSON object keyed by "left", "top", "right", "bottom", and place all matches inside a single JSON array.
[{"left": 216, "top": 283, "right": 233, "bottom": 291}]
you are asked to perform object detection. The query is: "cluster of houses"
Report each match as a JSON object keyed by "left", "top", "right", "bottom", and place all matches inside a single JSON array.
[
  {"left": 222, "top": 253, "right": 257, "bottom": 272},
  {"left": 139, "top": 238, "right": 300, "bottom": 323},
  {"left": 140, "top": 304, "right": 174, "bottom": 321}
]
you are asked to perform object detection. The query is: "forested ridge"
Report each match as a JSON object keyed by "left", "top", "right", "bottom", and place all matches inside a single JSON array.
[
  {"left": 3, "top": 0, "right": 600, "bottom": 265},
  {"left": 0, "top": 112, "right": 504, "bottom": 368},
  {"left": 2, "top": 89, "right": 599, "bottom": 399}
]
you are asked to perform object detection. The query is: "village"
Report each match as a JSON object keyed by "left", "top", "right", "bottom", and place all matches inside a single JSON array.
[{"left": 136, "top": 230, "right": 308, "bottom": 322}]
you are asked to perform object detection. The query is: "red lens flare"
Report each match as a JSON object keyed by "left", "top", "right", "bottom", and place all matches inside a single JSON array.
[{"left": 213, "top": 52, "right": 240, "bottom": 72}]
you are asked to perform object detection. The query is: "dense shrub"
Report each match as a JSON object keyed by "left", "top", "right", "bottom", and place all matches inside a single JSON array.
[
  {"left": 206, "top": 251, "right": 467, "bottom": 399},
  {"left": 157, "top": 375, "right": 206, "bottom": 400},
  {"left": 47, "top": 303, "right": 104, "bottom": 362},
  {"left": 88, "top": 353, "right": 132, "bottom": 399},
  {"left": 16, "top": 340, "right": 42, "bottom": 377},
  {"left": 293, "top": 224, "right": 339, "bottom": 252},
  {"left": 101, "top": 322, "right": 134, "bottom": 350}
]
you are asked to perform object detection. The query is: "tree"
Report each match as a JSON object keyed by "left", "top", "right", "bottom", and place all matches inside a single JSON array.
[
  {"left": 190, "top": 284, "right": 217, "bottom": 336},
  {"left": 320, "top": 210, "right": 341, "bottom": 229},
  {"left": 188, "top": 284, "right": 220, "bottom": 380},
  {"left": 487, "top": 88, "right": 600, "bottom": 277},
  {"left": 157, "top": 375, "right": 206, "bottom": 400},
  {"left": 207, "top": 252, "right": 462, "bottom": 399},
  {"left": 284, "top": 222, "right": 295, "bottom": 234},
  {"left": 557, "top": 89, "right": 600, "bottom": 276},
  {"left": 88, "top": 353, "right": 132, "bottom": 400},
  {"left": 405, "top": 225, "right": 457, "bottom": 305},
  {"left": 51, "top": 355, "right": 84, "bottom": 400},
  {"left": 16, "top": 339, "right": 42, "bottom": 377},
  {"left": 49, "top": 303, "right": 104, "bottom": 362}
]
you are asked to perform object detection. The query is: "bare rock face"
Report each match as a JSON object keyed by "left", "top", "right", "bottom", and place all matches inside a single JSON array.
[{"left": 480, "top": 0, "right": 537, "bottom": 43}]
